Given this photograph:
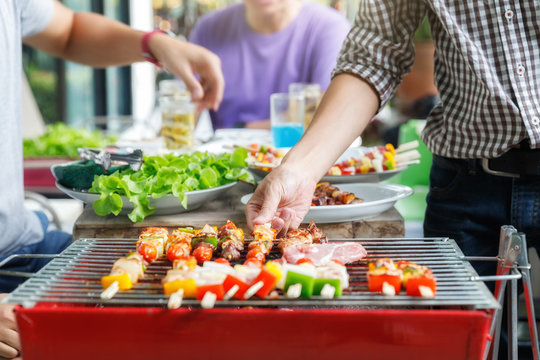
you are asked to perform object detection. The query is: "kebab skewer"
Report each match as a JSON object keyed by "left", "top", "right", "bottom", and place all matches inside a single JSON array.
[
  {"left": 101, "top": 252, "right": 147, "bottom": 299},
  {"left": 246, "top": 223, "right": 277, "bottom": 264},
  {"left": 217, "top": 221, "right": 245, "bottom": 261},
  {"left": 137, "top": 227, "right": 169, "bottom": 263},
  {"left": 191, "top": 224, "right": 218, "bottom": 264}
]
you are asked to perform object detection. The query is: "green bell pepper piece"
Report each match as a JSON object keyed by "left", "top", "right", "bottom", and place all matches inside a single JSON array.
[
  {"left": 284, "top": 271, "right": 314, "bottom": 298},
  {"left": 313, "top": 278, "right": 341, "bottom": 297}
]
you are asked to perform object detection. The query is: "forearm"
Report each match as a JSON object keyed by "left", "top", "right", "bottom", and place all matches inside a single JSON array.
[
  {"left": 23, "top": 2, "right": 145, "bottom": 67},
  {"left": 281, "top": 73, "right": 379, "bottom": 182},
  {"left": 61, "top": 12, "right": 145, "bottom": 67}
]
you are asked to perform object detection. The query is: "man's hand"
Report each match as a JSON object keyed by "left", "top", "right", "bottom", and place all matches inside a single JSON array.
[
  {"left": 149, "top": 35, "right": 224, "bottom": 112},
  {"left": 246, "top": 164, "right": 316, "bottom": 235},
  {"left": 0, "top": 294, "right": 20, "bottom": 359}
]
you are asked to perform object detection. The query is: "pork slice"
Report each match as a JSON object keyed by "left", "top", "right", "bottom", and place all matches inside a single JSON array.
[{"left": 282, "top": 242, "right": 367, "bottom": 266}]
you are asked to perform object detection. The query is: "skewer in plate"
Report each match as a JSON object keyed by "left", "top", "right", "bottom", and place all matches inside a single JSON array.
[
  {"left": 286, "top": 283, "right": 302, "bottom": 299},
  {"left": 320, "top": 284, "right": 336, "bottom": 299},
  {"left": 244, "top": 281, "right": 264, "bottom": 300},
  {"left": 168, "top": 288, "right": 184, "bottom": 310},
  {"left": 396, "top": 140, "right": 419, "bottom": 153},
  {"left": 395, "top": 150, "right": 421, "bottom": 164},
  {"left": 223, "top": 284, "right": 239, "bottom": 300},
  {"left": 100, "top": 281, "right": 119, "bottom": 300},
  {"left": 201, "top": 292, "right": 217, "bottom": 309}
]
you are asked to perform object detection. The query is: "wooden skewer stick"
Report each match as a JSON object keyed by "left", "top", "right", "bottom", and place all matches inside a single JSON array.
[
  {"left": 100, "top": 281, "right": 119, "bottom": 300},
  {"left": 320, "top": 284, "right": 336, "bottom": 299},
  {"left": 286, "top": 283, "right": 302, "bottom": 299},
  {"left": 381, "top": 281, "right": 396, "bottom": 296},
  {"left": 418, "top": 285, "right": 435, "bottom": 298},
  {"left": 201, "top": 291, "right": 217, "bottom": 309},
  {"left": 395, "top": 149, "right": 421, "bottom": 164},
  {"left": 395, "top": 159, "right": 421, "bottom": 168},
  {"left": 167, "top": 288, "right": 184, "bottom": 310},
  {"left": 223, "top": 284, "right": 239, "bottom": 300},
  {"left": 244, "top": 281, "right": 264, "bottom": 300},
  {"left": 396, "top": 140, "right": 419, "bottom": 153}
]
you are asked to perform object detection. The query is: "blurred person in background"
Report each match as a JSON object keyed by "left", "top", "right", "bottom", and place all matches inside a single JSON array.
[
  {"left": 189, "top": 0, "right": 350, "bottom": 129},
  {"left": 0, "top": 0, "right": 224, "bottom": 358}
]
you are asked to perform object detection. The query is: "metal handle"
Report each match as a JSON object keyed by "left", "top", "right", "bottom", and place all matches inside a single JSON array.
[{"left": 0, "top": 253, "right": 58, "bottom": 278}]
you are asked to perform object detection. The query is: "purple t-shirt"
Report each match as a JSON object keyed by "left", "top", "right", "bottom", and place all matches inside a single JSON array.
[{"left": 190, "top": 2, "right": 350, "bottom": 129}]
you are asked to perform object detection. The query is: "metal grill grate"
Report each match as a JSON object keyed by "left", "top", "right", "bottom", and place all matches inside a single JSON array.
[{"left": 6, "top": 237, "right": 498, "bottom": 309}]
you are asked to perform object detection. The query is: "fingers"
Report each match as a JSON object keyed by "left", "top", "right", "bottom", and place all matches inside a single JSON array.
[
  {"left": 0, "top": 328, "right": 20, "bottom": 358},
  {"left": 0, "top": 302, "right": 19, "bottom": 359},
  {"left": 198, "top": 60, "right": 224, "bottom": 111},
  {"left": 275, "top": 208, "right": 293, "bottom": 236}
]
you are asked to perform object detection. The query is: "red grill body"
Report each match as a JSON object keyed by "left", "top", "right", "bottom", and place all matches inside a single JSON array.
[{"left": 16, "top": 305, "right": 490, "bottom": 360}]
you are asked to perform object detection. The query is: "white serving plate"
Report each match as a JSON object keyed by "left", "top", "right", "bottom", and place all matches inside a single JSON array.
[
  {"left": 241, "top": 183, "right": 413, "bottom": 224},
  {"left": 57, "top": 181, "right": 237, "bottom": 215}
]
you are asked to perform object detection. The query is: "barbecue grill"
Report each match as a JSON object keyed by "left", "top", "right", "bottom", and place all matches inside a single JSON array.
[{"left": 3, "top": 236, "right": 501, "bottom": 360}]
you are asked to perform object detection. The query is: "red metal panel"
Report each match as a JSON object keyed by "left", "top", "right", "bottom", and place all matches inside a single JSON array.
[{"left": 17, "top": 305, "right": 491, "bottom": 360}]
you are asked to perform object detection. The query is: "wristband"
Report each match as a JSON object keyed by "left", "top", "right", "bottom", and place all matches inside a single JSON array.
[{"left": 141, "top": 30, "right": 166, "bottom": 67}]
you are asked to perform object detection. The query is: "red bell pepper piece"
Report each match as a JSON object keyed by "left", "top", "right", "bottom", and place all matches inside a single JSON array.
[
  {"left": 406, "top": 276, "right": 437, "bottom": 297},
  {"left": 367, "top": 273, "right": 401, "bottom": 294},
  {"left": 252, "top": 267, "right": 278, "bottom": 298},
  {"left": 196, "top": 283, "right": 224, "bottom": 301},
  {"left": 223, "top": 274, "right": 250, "bottom": 300}
]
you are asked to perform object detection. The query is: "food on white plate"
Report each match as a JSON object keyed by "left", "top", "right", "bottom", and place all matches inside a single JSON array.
[
  {"left": 326, "top": 142, "right": 420, "bottom": 176},
  {"left": 312, "top": 182, "right": 363, "bottom": 206},
  {"left": 282, "top": 242, "right": 368, "bottom": 267},
  {"left": 246, "top": 143, "right": 285, "bottom": 170}
]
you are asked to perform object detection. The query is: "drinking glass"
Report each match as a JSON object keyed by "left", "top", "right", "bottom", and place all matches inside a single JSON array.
[
  {"left": 270, "top": 92, "right": 305, "bottom": 148},
  {"left": 159, "top": 94, "right": 195, "bottom": 150},
  {"left": 289, "top": 83, "right": 321, "bottom": 128}
]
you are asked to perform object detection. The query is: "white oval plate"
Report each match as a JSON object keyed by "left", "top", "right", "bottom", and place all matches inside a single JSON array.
[
  {"left": 241, "top": 183, "right": 413, "bottom": 223},
  {"left": 57, "top": 181, "right": 237, "bottom": 216}
]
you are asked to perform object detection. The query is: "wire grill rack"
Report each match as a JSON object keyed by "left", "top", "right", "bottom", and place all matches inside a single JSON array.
[{"left": 6, "top": 237, "right": 498, "bottom": 309}]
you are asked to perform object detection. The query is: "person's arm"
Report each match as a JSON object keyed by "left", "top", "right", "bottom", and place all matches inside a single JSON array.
[
  {"left": 245, "top": 73, "right": 379, "bottom": 232},
  {"left": 0, "top": 294, "right": 20, "bottom": 359},
  {"left": 22, "top": 1, "right": 223, "bottom": 110}
]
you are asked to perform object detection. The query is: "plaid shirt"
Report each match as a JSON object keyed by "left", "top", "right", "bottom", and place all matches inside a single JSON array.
[{"left": 334, "top": 1, "right": 540, "bottom": 158}]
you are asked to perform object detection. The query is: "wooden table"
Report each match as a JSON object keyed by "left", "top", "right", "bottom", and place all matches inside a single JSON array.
[{"left": 72, "top": 182, "right": 405, "bottom": 239}]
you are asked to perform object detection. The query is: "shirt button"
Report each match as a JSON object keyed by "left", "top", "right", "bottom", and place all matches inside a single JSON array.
[
  {"left": 532, "top": 117, "right": 540, "bottom": 126},
  {"left": 517, "top": 64, "right": 525, "bottom": 76},
  {"left": 505, "top": 9, "right": 514, "bottom": 20}
]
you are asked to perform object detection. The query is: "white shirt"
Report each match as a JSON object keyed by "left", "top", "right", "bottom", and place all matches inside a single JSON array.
[{"left": 0, "top": 0, "right": 54, "bottom": 255}]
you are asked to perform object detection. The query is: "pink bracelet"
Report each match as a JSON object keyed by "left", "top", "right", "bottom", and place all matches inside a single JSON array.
[{"left": 141, "top": 30, "right": 165, "bottom": 67}]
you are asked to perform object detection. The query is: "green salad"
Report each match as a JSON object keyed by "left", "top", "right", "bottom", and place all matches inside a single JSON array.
[
  {"left": 23, "top": 123, "right": 116, "bottom": 158},
  {"left": 89, "top": 148, "right": 253, "bottom": 222}
]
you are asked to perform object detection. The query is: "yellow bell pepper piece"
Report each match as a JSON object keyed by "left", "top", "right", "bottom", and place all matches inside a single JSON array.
[
  {"left": 265, "top": 261, "right": 283, "bottom": 284},
  {"left": 360, "top": 165, "right": 370, "bottom": 174},
  {"left": 385, "top": 143, "right": 395, "bottom": 155},
  {"left": 329, "top": 166, "right": 341, "bottom": 176},
  {"left": 163, "top": 279, "right": 197, "bottom": 297},
  {"left": 384, "top": 151, "right": 396, "bottom": 166},
  {"left": 101, "top": 273, "right": 133, "bottom": 290}
]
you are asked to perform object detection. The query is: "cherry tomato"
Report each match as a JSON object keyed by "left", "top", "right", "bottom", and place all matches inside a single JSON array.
[
  {"left": 246, "top": 248, "right": 266, "bottom": 263},
  {"left": 167, "top": 242, "right": 190, "bottom": 262},
  {"left": 296, "top": 258, "right": 314, "bottom": 266},
  {"left": 214, "top": 258, "right": 231, "bottom": 266},
  {"left": 137, "top": 243, "right": 158, "bottom": 263},
  {"left": 193, "top": 246, "right": 213, "bottom": 264}
]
